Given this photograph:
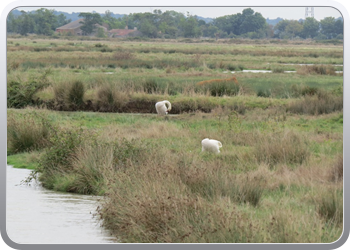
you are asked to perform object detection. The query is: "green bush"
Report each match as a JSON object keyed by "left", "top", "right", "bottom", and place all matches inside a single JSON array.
[
  {"left": 7, "top": 70, "right": 51, "bottom": 108},
  {"left": 53, "top": 80, "right": 85, "bottom": 110},
  {"left": 68, "top": 80, "right": 85, "bottom": 108}
]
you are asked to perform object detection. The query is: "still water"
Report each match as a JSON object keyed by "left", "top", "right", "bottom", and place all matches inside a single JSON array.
[{"left": 6, "top": 165, "right": 116, "bottom": 244}]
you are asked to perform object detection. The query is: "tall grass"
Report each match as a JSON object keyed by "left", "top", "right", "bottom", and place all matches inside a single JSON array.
[
  {"left": 316, "top": 188, "right": 343, "bottom": 226},
  {"left": 53, "top": 80, "right": 85, "bottom": 110},
  {"left": 254, "top": 130, "right": 310, "bottom": 167},
  {"left": 287, "top": 90, "right": 343, "bottom": 115},
  {"left": 7, "top": 111, "right": 50, "bottom": 154}
]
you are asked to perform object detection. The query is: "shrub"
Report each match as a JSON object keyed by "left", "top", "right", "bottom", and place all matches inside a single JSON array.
[
  {"left": 68, "top": 80, "right": 85, "bottom": 108},
  {"left": 7, "top": 70, "right": 51, "bottom": 108},
  {"left": 53, "top": 80, "right": 85, "bottom": 110},
  {"left": 96, "top": 84, "right": 128, "bottom": 112}
]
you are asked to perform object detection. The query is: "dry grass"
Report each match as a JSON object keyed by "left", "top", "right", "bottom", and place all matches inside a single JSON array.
[{"left": 254, "top": 130, "right": 310, "bottom": 167}]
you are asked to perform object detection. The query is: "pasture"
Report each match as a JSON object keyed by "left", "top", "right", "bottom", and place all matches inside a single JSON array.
[{"left": 7, "top": 36, "right": 343, "bottom": 243}]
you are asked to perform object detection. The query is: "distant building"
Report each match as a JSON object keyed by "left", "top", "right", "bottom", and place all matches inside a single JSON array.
[
  {"left": 108, "top": 27, "right": 142, "bottom": 38},
  {"left": 56, "top": 18, "right": 84, "bottom": 35},
  {"left": 56, "top": 20, "right": 141, "bottom": 37}
]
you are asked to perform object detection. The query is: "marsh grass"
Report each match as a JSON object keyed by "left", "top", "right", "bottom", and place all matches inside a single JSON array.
[
  {"left": 297, "top": 65, "right": 336, "bottom": 75},
  {"left": 53, "top": 80, "right": 85, "bottom": 110},
  {"left": 7, "top": 37, "right": 344, "bottom": 243},
  {"left": 7, "top": 112, "right": 50, "bottom": 154},
  {"left": 287, "top": 90, "right": 343, "bottom": 115},
  {"left": 316, "top": 188, "right": 343, "bottom": 226},
  {"left": 95, "top": 84, "right": 128, "bottom": 112},
  {"left": 254, "top": 130, "right": 310, "bottom": 167}
]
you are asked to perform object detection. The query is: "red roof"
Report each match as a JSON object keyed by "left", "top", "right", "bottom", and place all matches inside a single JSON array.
[{"left": 109, "top": 29, "right": 137, "bottom": 36}]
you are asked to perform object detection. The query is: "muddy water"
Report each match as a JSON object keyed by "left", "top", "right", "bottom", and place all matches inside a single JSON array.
[{"left": 6, "top": 165, "right": 117, "bottom": 244}]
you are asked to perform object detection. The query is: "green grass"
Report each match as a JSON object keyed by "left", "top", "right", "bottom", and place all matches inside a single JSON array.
[{"left": 7, "top": 151, "right": 41, "bottom": 169}]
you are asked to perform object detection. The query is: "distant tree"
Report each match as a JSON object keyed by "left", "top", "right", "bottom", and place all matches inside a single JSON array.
[
  {"left": 102, "top": 10, "right": 125, "bottom": 29},
  {"left": 238, "top": 8, "right": 266, "bottom": 35},
  {"left": 57, "top": 13, "right": 70, "bottom": 27},
  {"left": 213, "top": 8, "right": 265, "bottom": 36},
  {"left": 17, "top": 11, "right": 35, "bottom": 35},
  {"left": 334, "top": 19, "right": 343, "bottom": 36},
  {"left": 320, "top": 17, "right": 337, "bottom": 39},
  {"left": 201, "top": 24, "right": 219, "bottom": 38},
  {"left": 78, "top": 12, "right": 102, "bottom": 35},
  {"left": 34, "top": 8, "right": 57, "bottom": 35},
  {"left": 285, "top": 20, "right": 303, "bottom": 38},
  {"left": 300, "top": 17, "right": 319, "bottom": 38},
  {"left": 179, "top": 15, "right": 201, "bottom": 38},
  {"left": 274, "top": 19, "right": 290, "bottom": 37}
]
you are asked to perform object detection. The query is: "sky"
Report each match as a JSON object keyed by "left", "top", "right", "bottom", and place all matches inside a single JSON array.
[{"left": 14, "top": 6, "right": 343, "bottom": 21}]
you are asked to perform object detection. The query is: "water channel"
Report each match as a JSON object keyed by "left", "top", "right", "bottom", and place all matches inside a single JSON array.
[{"left": 6, "top": 165, "right": 117, "bottom": 244}]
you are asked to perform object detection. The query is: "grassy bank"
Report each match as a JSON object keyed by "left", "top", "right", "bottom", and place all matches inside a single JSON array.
[{"left": 7, "top": 106, "right": 343, "bottom": 243}]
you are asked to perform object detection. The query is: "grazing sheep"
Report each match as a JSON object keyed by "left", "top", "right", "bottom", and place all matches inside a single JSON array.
[
  {"left": 155, "top": 100, "right": 172, "bottom": 115},
  {"left": 201, "top": 138, "right": 222, "bottom": 154}
]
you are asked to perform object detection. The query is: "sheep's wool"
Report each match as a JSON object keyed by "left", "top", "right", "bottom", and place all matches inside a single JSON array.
[{"left": 201, "top": 138, "right": 222, "bottom": 153}]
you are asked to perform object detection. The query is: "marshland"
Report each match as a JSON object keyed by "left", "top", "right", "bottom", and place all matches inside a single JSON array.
[{"left": 7, "top": 35, "right": 343, "bottom": 243}]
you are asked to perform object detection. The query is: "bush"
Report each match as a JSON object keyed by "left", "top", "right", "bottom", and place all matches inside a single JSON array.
[
  {"left": 7, "top": 70, "right": 51, "bottom": 108},
  {"left": 68, "top": 80, "right": 85, "bottom": 108},
  {"left": 53, "top": 80, "right": 85, "bottom": 110}
]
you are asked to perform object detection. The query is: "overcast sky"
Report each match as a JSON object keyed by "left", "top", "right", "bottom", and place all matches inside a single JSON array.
[{"left": 15, "top": 6, "right": 343, "bottom": 20}]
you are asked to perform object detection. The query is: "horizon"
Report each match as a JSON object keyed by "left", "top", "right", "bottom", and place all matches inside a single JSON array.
[{"left": 15, "top": 6, "right": 343, "bottom": 21}]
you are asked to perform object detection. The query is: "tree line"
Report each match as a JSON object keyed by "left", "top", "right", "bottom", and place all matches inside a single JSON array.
[{"left": 7, "top": 8, "right": 343, "bottom": 40}]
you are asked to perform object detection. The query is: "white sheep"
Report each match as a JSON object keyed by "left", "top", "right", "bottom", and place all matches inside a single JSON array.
[
  {"left": 201, "top": 138, "right": 222, "bottom": 154},
  {"left": 155, "top": 100, "right": 172, "bottom": 115}
]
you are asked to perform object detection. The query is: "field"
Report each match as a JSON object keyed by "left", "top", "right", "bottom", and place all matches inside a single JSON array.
[{"left": 7, "top": 36, "right": 343, "bottom": 243}]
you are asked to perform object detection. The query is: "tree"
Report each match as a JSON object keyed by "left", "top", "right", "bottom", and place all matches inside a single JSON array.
[
  {"left": 17, "top": 11, "right": 35, "bottom": 35},
  {"left": 213, "top": 8, "right": 265, "bottom": 36},
  {"left": 301, "top": 17, "right": 319, "bottom": 38},
  {"left": 78, "top": 12, "right": 102, "bottom": 35},
  {"left": 320, "top": 17, "right": 337, "bottom": 39},
  {"left": 34, "top": 8, "right": 57, "bottom": 35},
  {"left": 334, "top": 19, "right": 343, "bottom": 36},
  {"left": 238, "top": 9, "right": 266, "bottom": 35},
  {"left": 180, "top": 15, "right": 201, "bottom": 38},
  {"left": 274, "top": 19, "right": 290, "bottom": 37},
  {"left": 285, "top": 20, "right": 303, "bottom": 38},
  {"left": 102, "top": 10, "right": 125, "bottom": 29}
]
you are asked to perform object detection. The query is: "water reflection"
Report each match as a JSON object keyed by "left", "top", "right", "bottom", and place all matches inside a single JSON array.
[{"left": 6, "top": 165, "right": 116, "bottom": 244}]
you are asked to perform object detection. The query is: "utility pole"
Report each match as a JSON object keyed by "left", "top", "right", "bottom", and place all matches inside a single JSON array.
[{"left": 305, "top": 7, "right": 314, "bottom": 18}]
